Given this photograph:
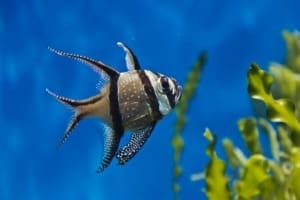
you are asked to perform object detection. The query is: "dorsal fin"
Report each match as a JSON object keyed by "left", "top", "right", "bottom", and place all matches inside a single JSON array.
[
  {"left": 117, "top": 42, "right": 141, "bottom": 70},
  {"left": 48, "top": 47, "right": 119, "bottom": 78}
]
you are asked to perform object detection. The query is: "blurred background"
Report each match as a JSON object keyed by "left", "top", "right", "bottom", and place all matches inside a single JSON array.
[{"left": 0, "top": 0, "right": 299, "bottom": 199}]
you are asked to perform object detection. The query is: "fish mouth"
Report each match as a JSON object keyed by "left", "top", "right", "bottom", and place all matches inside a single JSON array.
[{"left": 175, "top": 85, "right": 182, "bottom": 103}]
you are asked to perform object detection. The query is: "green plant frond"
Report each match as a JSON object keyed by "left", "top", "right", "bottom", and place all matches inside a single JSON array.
[
  {"left": 235, "top": 155, "right": 271, "bottom": 199},
  {"left": 266, "top": 99, "right": 296, "bottom": 122},
  {"left": 172, "top": 134, "right": 184, "bottom": 162},
  {"left": 223, "top": 138, "right": 246, "bottom": 168},
  {"left": 270, "top": 64, "right": 300, "bottom": 121},
  {"left": 238, "top": 118, "right": 262, "bottom": 155},
  {"left": 247, "top": 63, "right": 273, "bottom": 100},
  {"left": 171, "top": 51, "right": 207, "bottom": 198},
  {"left": 258, "top": 118, "right": 280, "bottom": 161},
  {"left": 204, "top": 129, "right": 232, "bottom": 200},
  {"left": 289, "top": 147, "right": 300, "bottom": 165},
  {"left": 247, "top": 63, "right": 300, "bottom": 137},
  {"left": 173, "top": 30, "right": 300, "bottom": 200},
  {"left": 268, "top": 160, "right": 285, "bottom": 185},
  {"left": 289, "top": 165, "right": 300, "bottom": 199},
  {"left": 278, "top": 126, "right": 294, "bottom": 155},
  {"left": 270, "top": 64, "right": 296, "bottom": 99},
  {"left": 282, "top": 30, "right": 300, "bottom": 72}
]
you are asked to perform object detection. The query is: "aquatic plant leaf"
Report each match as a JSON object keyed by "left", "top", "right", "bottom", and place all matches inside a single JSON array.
[
  {"left": 247, "top": 63, "right": 273, "bottom": 100},
  {"left": 172, "top": 134, "right": 184, "bottom": 162},
  {"left": 289, "top": 147, "right": 300, "bottom": 165},
  {"left": 258, "top": 176, "right": 285, "bottom": 200},
  {"left": 238, "top": 118, "right": 262, "bottom": 155},
  {"left": 204, "top": 129, "right": 232, "bottom": 200},
  {"left": 270, "top": 64, "right": 295, "bottom": 99},
  {"left": 278, "top": 126, "right": 293, "bottom": 155},
  {"left": 258, "top": 118, "right": 280, "bottom": 161},
  {"left": 247, "top": 63, "right": 300, "bottom": 140},
  {"left": 268, "top": 161, "right": 285, "bottom": 186},
  {"left": 266, "top": 98, "right": 295, "bottom": 122},
  {"left": 283, "top": 30, "right": 300, "bottom": 72},
  {"left": 289, "top": 165, "right": 300, "bottom": 199},
  {"left": 223, "top": 139, "right": 244, "bottom": 168},
  {"left": 269, "top": 31, "right": 300, "bottom": 120},
  {"left": 202, "top": 30, "right": 300, "bottom": 200},
  {"left": 235, "top": 155, "right": 270, "bottom": 199},
  {"left": 171, "top": 51, "right": 207, "bottom": 198},
  {"left": 270, "top": 64, "right": 300, "bottom": 120}
]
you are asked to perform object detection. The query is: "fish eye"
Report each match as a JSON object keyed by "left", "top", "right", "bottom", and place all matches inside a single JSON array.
[{"left": 160, "top": 76, "right": 170, "bottom": 89}]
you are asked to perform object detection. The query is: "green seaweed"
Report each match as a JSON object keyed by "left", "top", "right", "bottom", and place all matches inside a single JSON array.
[
  {"left": 203, "top": 129, "right": 232, "bottom": 200},
  {"left": 210, "top": 62, "right": 300, "bottom": 199},
  {"left": 238, "top": 118, "right": 262, "bottom": 155},
  {"left": 248, "top": 63, "right": 300, "bottom": 144},
  {"left": 171, "top": 51, "right": 207, "bottom": 199},
  {"left": 235, "top": 154, "right": 270, "bottom": 199},
  {"left": 173, "top": 30, "right": 300, "bottom": 199}
]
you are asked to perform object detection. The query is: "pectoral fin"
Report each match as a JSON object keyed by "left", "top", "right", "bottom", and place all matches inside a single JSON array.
[{"left": 116, "top": 123, "right": 156, "bottom": 165}]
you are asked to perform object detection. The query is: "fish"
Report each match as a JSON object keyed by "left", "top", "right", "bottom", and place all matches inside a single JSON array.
[{"left": 46, "top": 42, "right": 182, "bottom": 173}]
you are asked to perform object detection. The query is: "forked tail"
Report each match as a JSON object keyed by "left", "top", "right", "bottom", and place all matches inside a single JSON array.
[{"left": 46, "top": 88, "right": 103, "bottom": 148}]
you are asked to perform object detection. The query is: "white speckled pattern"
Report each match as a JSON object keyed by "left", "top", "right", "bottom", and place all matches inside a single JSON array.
[{"left": 118, "top": 71, "right": 154, "bottom": 130}]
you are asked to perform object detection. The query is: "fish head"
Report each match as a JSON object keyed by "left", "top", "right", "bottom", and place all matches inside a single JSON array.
[
  {"left": 158, "top": 75, "right": 182, "bottom": 106},
  {"left": 148, "top": 71, "right": 182, "bottom": 116}
]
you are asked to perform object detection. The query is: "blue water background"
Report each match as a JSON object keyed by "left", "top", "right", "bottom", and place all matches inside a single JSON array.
[{"left": 1, "top": 0, "right": 299, "bottom": 199}]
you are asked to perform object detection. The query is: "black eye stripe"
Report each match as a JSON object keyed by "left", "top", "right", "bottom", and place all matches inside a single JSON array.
[
  {"left": 166, "top": 92, "right": 175, "bottom": 108},
  {"left": 137, "top": 70, "right": 163, "bottom": 119},
  {"left": 165, "top": 78, "right": 177, "bottom": 108}
]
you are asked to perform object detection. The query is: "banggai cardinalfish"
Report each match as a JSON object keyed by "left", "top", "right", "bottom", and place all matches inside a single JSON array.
[{"left": 46, "top": 42, "right": 182, "bottom": 173}]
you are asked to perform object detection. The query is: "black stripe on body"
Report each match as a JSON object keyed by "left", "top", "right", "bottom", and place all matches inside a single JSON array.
[
  {"left": 97, "top": 75, "right": 124, "bottom": 173},
  {"left": 137, "top": 70, "right": 162, "bottom": 120},
  {"left": 109, "top": 75, "right": 124, "bottom": 135}
]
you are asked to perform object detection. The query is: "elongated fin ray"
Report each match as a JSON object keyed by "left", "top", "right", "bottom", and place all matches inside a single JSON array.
[
  {"left": 116, "top": 123, "right": 156, "bottom": 165},
  {"left": 46, "top": 88, "right": 85, "bottom": 148},
  {"left": 117, "top": 42, "right": 141, "bottom": 70},
  {"left": 46, "top": 88, "right": 82, "bottom": 108},
  {"left": 97, "top": 126, "right": 122, "bottom": 173},
  {"left": 46, "top": 88, "right": 104, "bottom": 107},
  {"left": 56, "top": 113, "right": 84, "bottom": 149},
  {"left": 48, "top": 47, "right": 119, "bottom": 78},
  {"left": 46, "top": 88, "right": 105, "bottom": 148}
]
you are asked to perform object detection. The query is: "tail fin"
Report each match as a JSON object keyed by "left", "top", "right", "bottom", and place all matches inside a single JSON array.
[{"left": 46, "top": 88, "right": 103, "bottom": 148}]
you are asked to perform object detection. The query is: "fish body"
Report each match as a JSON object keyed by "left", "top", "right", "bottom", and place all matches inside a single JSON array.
[{"left": 47, "top": 42, "right": 182, "bottom": 172}]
